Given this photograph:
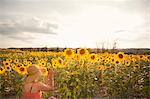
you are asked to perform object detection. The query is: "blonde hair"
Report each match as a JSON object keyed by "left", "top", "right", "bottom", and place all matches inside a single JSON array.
[{"left": 25, "top": 64, "right": 42, "bottom": 83}]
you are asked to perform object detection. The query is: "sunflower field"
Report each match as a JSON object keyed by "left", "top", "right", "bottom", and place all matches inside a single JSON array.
[{"left": 0, "top": 48, "right": 149, "bottom": 99}]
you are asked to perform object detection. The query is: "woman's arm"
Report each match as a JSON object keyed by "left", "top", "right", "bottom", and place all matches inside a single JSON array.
[
  {"left": 38, "top": 82, "right": 54, "bottom": 91},
  {"left": 45, "top": 68, "right": 54, "bottom": 86},
  {"left": 41, "top": 68, "right": 54, "bottom": 91}
]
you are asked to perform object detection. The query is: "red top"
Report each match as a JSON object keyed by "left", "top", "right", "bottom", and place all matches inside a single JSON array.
[
  {"left": 22, "top": 92, "right": 41, "bottom": 99},
  {"left": 22, "top": 82, "right": 41, "bottom": 99}
]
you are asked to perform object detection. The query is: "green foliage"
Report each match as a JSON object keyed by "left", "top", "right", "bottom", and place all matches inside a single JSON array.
[
  {"left": 54, "top": 60, "right": 101, "bottom": 99},
  {"left": 0, "top": 70, "right": 24, "bottom": 98}
]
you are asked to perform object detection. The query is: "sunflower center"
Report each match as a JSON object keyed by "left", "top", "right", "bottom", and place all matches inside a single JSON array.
[
  {"left": 118, "top": 54, "right": 123, "bottom": 59},
  {"left": 15, "top": 60, "right": 18, "bottom": 62},
  {"left": 116, "top": 61, "right": 119, "bottom": 64},
  {"left": 66, "top": 50, "right": 72, "bottom": 56},
  {"left": 20, "top": 67, "right": 25, "bottom": 71},
  {"left": 7, "top": 67, "right": 10, "bottom": 69},
  {"left": 91, "top": 55, "right": 95, "bottom": 60},
  {"left": 80, "top": 49, "right": 85, "bottom": 55},
  {"left": 58, "top": 60, "right": 62, "bottom": 64}
]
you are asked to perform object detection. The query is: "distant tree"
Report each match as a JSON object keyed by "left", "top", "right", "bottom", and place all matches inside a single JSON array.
[{"left": 112, "top": 40, "right": 118, "bottom": 53}]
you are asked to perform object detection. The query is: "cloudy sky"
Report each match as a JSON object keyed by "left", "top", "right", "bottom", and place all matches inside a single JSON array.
[{"left": 0, "top": 0, "right": 149, "bottom": 48}]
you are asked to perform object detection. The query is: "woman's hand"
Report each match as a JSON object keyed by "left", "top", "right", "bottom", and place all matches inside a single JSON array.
[
  {"left": 47, "top": 67, "right": 54, "bottom": 78},
  {"left": 46, "top": 68, "right": 54, "bottom": 88}
]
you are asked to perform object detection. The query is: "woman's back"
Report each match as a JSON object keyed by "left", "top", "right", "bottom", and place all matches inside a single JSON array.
[{"left": 22, "top": 82, "right": 41, "bottom": 99}]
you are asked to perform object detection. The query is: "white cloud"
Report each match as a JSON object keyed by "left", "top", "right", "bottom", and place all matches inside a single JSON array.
[{"left": 0, "top": 17, "right": 58, "bottom": 36}]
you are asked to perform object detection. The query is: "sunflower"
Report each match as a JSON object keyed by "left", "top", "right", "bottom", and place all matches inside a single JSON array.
[
  {"left": 77, "top": 48, "right": 89, "bottom": 58},
  {"left": 98, "top": 55, "right": 104, "bottom": 63},
  {"left": 124, "top": 60, "right": 131, "bottom": 67},
  {"left": 13, "top": 59, "right": 19, "bottom": 63},
  {"left": 137, "top": 55, "right": 146, "bottom": 61},
  {"left": 54, "top": 57, "right": 66, "bottom": 68},
  {"left": 29, "top": 56, "right": 34, "bottom": 61},
  {"left": 116, "top": 52, "right": 125, "bottom": 61},
  {"left": 146, "top": 55, "right": 150, "bottom": 62},
  {"left": 73, "top": 54, "right": 81, "bottom": 60},
  {"left": 5, "top": 65, "right": 12, "bottom": 72},
  {"left": 3, "top": 61, "right": 11, "bottom": 67},
  {"left": 88, "top": 53, "right": 98, "bottom": 62},
  {"left": 17, "top": 66, "right": 27, "bottom": 75},
  {"left": 0, "top": 66, "right": 5, "bottom": 74},
  {"left": 63, "top": 48, "right": 75, "bottom": 59},
  {"left": 57, "top": 57, "right": 64, "bottom": 65},
  {"left": 114, "top": 59, "right": 121, "bottom": 65},
  {"left": 27, "top": 61, "right": 33, "bottom": 67},
  {"left": 51, "top": 58, "right": 58, "bottom": 68},
  {"left": 110, "top": 57, "right": 115, "bottom": 64},
  {"left": 38, "top": 60, "right": 47, "bottom": 67}
]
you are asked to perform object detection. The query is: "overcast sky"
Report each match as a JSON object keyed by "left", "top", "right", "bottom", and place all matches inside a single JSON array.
[{"left": 0, "top": 0, "right": 149, "bottom": 48}]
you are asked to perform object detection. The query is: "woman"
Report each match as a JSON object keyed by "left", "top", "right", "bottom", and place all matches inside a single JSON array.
[{"left": 22, "top": 64, "right": 55, "bottom": 99}]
